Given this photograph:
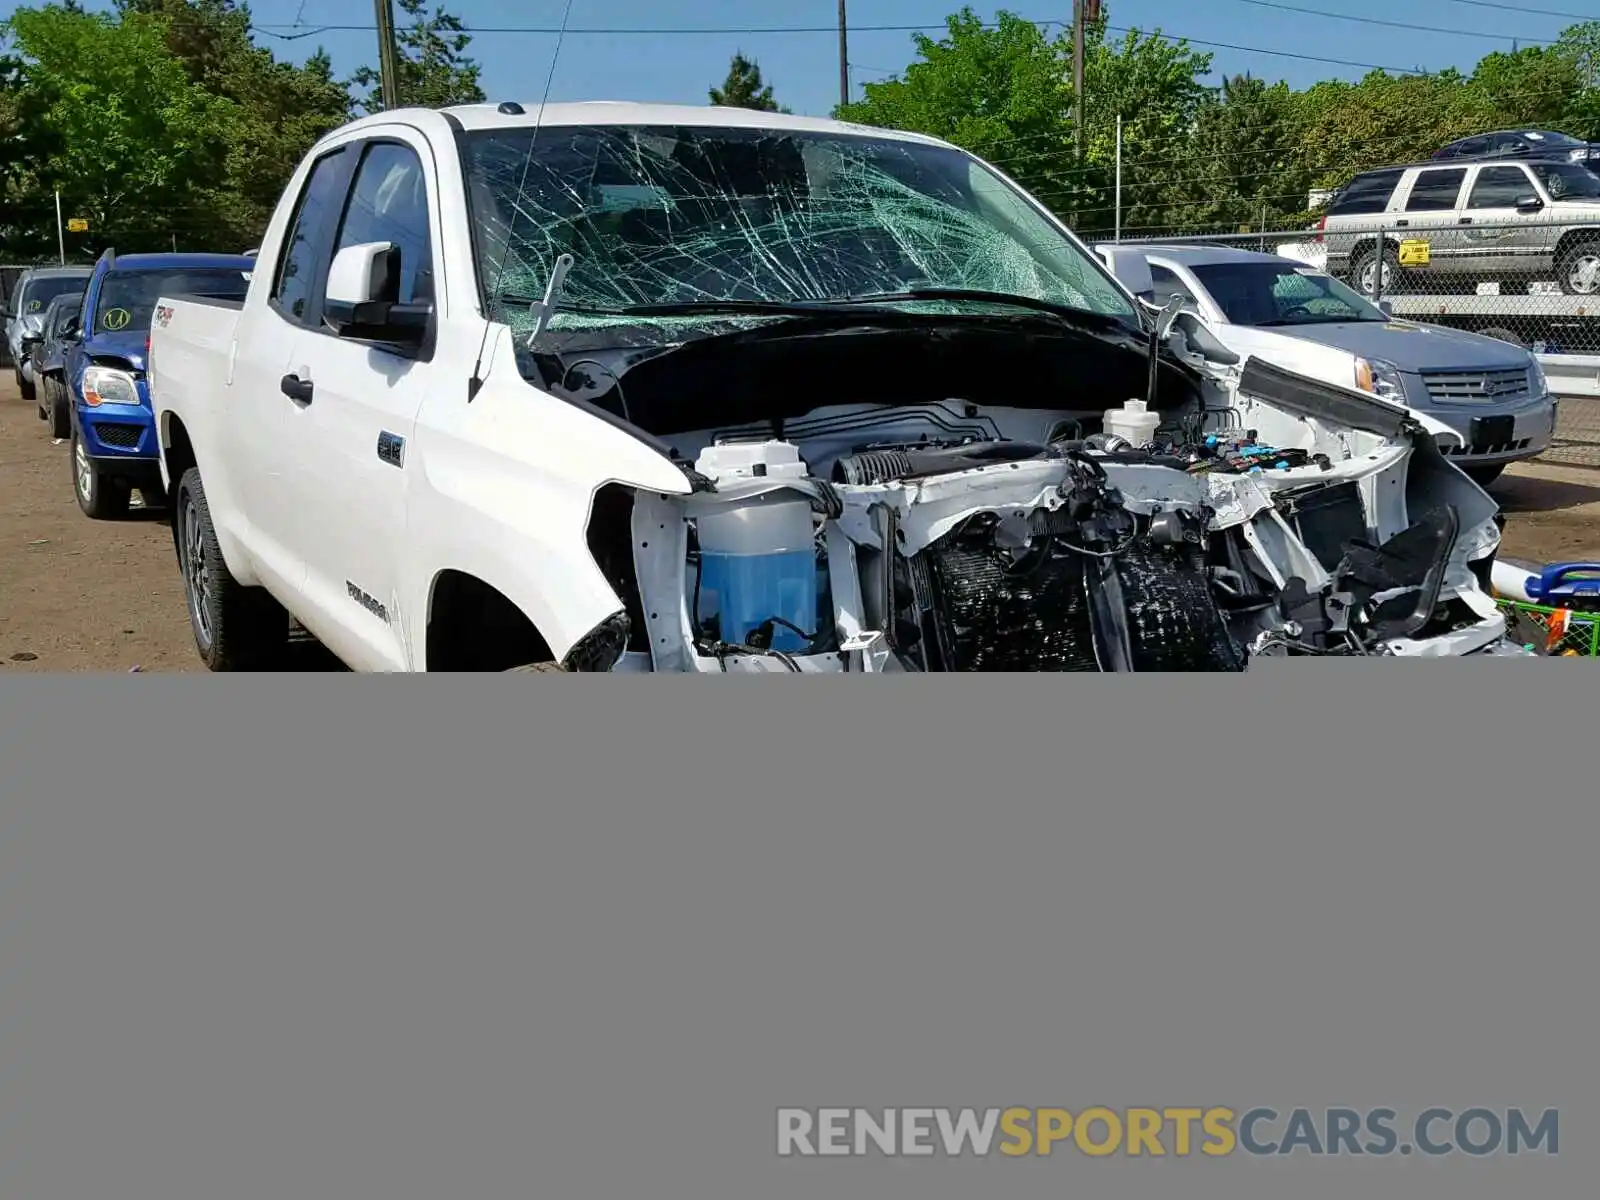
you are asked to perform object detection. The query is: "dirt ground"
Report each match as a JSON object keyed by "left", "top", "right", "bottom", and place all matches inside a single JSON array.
[{"left": 4, "top": 377, "right": 1600, "bottom": 673}]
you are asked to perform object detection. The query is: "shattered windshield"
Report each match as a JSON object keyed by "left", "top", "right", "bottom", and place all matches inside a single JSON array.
[{"left": 460, "top": 124, "right": 1137, "bottom": 340}]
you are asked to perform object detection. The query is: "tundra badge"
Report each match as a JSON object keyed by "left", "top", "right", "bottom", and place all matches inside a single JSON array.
[{"left": 346, "top": 582, "right": 390, "bottom": 624}]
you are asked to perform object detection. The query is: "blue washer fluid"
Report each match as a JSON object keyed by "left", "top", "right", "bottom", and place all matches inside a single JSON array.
[
  {"left": 695, "top": 491, "right": 820, "bottom": 653},
  {"left": 698, "top": 549, "right": 819, "bottom": 652}
]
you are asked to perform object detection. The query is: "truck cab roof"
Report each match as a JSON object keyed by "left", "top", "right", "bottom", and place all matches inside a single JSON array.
[
  {"left": 96, "top": 252, "right": 257, "bottom": 273},
  {"left": 332, "top": 99, "right": 960, "bottom": 149}
]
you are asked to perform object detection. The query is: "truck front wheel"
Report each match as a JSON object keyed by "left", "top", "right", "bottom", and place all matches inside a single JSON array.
[{"left": 175, "top": 467, "right": 288, "bottom": 671}]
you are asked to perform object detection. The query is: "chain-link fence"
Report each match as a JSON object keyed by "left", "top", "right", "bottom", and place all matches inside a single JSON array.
[{"left": 1096, "top": 206, "right": 1600, "bottom": 469}]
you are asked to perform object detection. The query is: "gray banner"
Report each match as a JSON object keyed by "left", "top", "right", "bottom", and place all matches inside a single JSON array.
[{"left": 1, "top": 668, "right": 1593, "bottom": 1199}]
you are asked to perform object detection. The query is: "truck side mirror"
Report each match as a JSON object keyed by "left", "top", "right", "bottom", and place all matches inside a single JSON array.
[
  {"left": 323, "top": 241, "right": 429, "bottom": 348},
  {"left": 1515, "top": 195, "right": 1545, "bottom": 213}
]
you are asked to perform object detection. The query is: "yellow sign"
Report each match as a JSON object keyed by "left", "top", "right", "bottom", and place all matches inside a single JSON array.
[
  {"left": 66, "top": 217, "right": 89, "bottom": 233},
  {"left": 1398, "top": 238, "right": 1431, "bottom": 267}
]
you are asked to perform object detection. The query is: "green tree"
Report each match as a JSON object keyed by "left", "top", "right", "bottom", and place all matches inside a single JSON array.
[
  {"left": 1552, "top": 21, "right": 1600, "bottom": 139},
  {"left": 351, "top": 0, "right": 485, "bottom": 112},
  {"left": 709, "top": 52, "right": 786, "bottom": 112},
  {"left": 1468, "top": 45, "right": 1581, "bottom": 129},
  {"left": 1074, "top": 18, "right": 1213, "bottom": 234},
  {"left": 1182, "top": 74, "right": 1305, "bottom": 233},
  {"left": 835, "top": 8, "right": 1075, "bottom": 205},
  {"left": 113, "top": 0, "right": 352, "bottom": 247},
  {"left": 1, "top": 2, "right": 237, "bottom": 254}
]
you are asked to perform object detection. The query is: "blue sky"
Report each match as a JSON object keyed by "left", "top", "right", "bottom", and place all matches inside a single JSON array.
[{"left": 4, "top": 0, "right": 1593, "bottom": 116}]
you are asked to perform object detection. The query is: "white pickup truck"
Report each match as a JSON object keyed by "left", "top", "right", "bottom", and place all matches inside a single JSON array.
[{"left": 148, "top": 102, "right": 1527, "bottom": 671}]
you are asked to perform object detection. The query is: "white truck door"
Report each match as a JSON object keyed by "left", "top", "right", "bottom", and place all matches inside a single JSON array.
[
  {"left": 278, "top": 134, "right": 442, "bottom": 672},
  {"left": 237, "top": 142, "right": 359, "bottom": 598}
]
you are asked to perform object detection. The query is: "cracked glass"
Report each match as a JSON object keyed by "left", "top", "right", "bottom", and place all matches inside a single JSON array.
[{"left": 460, "top": 123, "right": 1137, "bottom": 342}]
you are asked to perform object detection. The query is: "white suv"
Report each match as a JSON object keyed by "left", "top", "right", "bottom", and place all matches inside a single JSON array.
[{"left": 1321, "top": 156, "right": 1600, "bottom": 296}]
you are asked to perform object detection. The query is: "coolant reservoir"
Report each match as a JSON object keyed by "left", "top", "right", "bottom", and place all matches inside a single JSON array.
[
  {"left": 692, "top": 441, "right": 820, "bottom": 653},
  {"left": 1103, "top": 399, "right": 1162, "bottom": 447}
]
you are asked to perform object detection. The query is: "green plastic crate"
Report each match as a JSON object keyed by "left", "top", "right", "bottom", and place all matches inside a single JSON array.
[{"left": 1496, "top": 599, "right": 1600, "bottom": 657}]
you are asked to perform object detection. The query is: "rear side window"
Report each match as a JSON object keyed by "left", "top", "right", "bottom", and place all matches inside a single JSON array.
[
  {"left": 272, "top": 148, "right": 352, "bottom": 324},
  {"left": 1328, "top": 169, "right": 1403, "bottom": 216},
  {"left": 1405, "top": 168, "right": 1467, "bottom": 212}
]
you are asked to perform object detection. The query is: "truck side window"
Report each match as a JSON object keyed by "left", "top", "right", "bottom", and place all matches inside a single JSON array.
[
  {"left": 1468, "top": 165, "right": 1535, "bottom": 210},
  {"left": 273, "top": 149, "right": 351, "bottom": 325},
  {"left": 331, "top": 142, "right": 436, "bottom": 307}
]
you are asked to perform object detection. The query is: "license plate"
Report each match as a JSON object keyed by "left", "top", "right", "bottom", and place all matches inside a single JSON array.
[{"left": 1471, "top": 415, "right": 1515, "bottom": 444}]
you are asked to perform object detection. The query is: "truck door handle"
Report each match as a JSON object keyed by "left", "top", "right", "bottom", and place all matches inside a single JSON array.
[
  {"left": 280, "top": 374, "right": 314, "bottom": 404},
  {"left": 1459, "top": 217, "right": 1474, "bottom": 225},
  {"left": 1395, "top": 219, "right": 1409, "bottom": 227}
]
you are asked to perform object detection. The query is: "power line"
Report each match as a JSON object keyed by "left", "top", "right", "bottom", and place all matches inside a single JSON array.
[
  {"left": 1438, "top": 0, "right": 1597, "bottom": 20},
  {"left": 1227, "top": 0, "right": 1557, "bottom": 44},
  {"left": 250, "top": 18, "right": 1433, "bottom": 77}
]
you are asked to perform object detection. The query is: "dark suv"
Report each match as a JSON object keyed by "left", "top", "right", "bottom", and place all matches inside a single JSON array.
[{"left": 1320, "top": 155, "right": 1600, "bottom": 296}]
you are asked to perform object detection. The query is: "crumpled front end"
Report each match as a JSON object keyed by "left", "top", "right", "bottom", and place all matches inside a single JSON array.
[
  {"left": 551, "top": 322, "right": 1523, "bottom": 671},
  {"left": 584, "top": 405, "right": 1521, "bottom": 672}
]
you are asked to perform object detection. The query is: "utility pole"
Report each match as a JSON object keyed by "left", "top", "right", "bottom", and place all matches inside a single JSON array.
[
  {"left": 1072, "top": 0, "right": 1086, "bottom": 163},
  {"left": 374, "top": 0, "right": 403, "bottom": 110},
  {"left": 838, "top": 0, "right": 850, "bottom": 109}
]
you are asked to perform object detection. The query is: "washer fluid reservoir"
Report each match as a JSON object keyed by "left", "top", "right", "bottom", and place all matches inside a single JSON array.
[{"left": 693, "top": 441, "right": 820, "bottom": 653}]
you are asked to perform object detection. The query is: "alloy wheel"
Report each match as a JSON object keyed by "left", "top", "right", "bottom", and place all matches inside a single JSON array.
[
  {"left": 74, "top": 434, "right": 93, "bottom": 503},
  {"left": 181, "top": 494, "right": 216, "bottom": 649}
]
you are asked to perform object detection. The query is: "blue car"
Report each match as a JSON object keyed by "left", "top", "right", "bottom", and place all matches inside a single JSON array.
[{"left": 68, "top": 249, "right": 255, "bottom": 519}]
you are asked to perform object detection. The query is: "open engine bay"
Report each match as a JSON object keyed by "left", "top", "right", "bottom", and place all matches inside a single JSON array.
[{"left": 566, "top": 343, "right": 1519, "bottom": 672}]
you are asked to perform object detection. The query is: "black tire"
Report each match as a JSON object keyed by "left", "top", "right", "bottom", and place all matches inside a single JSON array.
[
  {"left": 17, "top": 365, "right": 36, "bottom": 402},
  {"left": 1351, "top": 242, "right": 1401, "bottom": 298},
  {"left": 1463, "top": 463, "right": 1506, "bottom": 487},
  {"left": 506, "top": 661, "right": 568, "bottom": 673},
  {"left": 70, "top": 426, "right": 131, "bottom": 520},
  {"left": 1557, "top": 238, "right": 1600, "bottom": 296},
  {"left": 48, "top": 377, "right": 71, "bottom": 439},
  {"left": 174, "top": 466, "right": 289, "bottom": 671}
]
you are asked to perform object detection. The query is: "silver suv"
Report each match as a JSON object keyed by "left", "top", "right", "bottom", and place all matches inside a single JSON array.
[{"left": 1321, "top": 156, "right": 1600, "bottom": 297}]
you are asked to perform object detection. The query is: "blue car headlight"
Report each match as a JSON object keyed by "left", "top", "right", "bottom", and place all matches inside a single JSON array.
[{"left": 82, "top": 365, "right": 141, "bottom": 408}]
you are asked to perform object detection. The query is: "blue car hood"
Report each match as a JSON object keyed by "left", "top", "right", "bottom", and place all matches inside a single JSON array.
[
  {"left": 80, "top": 331, "right": 148, "bottom": 373},
  {"left": 1264, "top": 320, "right": 1532, "bottom": 372}
]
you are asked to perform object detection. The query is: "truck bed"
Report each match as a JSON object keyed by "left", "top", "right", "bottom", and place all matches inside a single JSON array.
[{"left": 148, "top": 294, "right": 247, "bottom": 430}]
